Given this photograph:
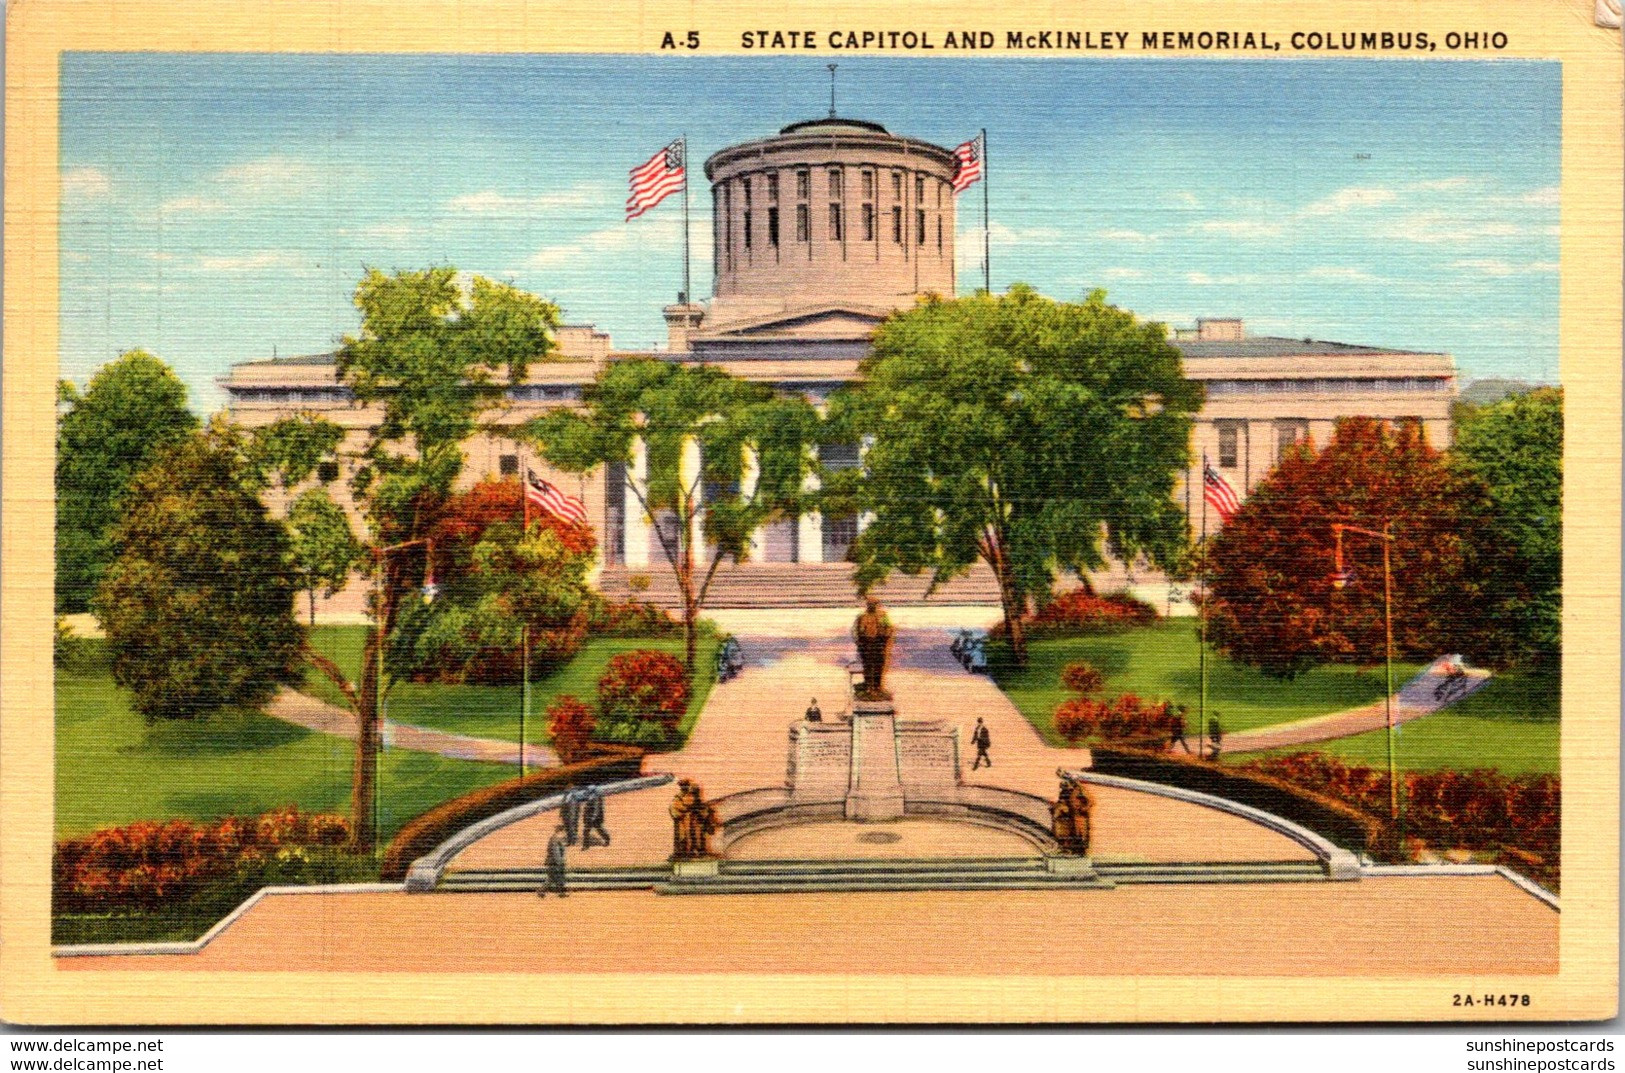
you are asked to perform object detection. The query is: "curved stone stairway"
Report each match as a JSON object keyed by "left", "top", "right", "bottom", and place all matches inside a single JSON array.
[{"left": 437, "top": 855, "right": 1331, "bottom": 895}]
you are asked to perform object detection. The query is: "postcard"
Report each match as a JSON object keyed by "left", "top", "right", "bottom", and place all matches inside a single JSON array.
[{"left": 2, "top": 0, "right": 1618, "bottom": 1025}]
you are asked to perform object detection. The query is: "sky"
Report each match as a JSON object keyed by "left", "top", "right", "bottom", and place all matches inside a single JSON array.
[{"left": 60, "top": 54, "right": 1561, "bottom": 413}]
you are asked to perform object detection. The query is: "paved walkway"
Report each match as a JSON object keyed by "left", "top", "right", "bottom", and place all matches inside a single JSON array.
[
  {"left": 265, "top": 689, "right": 559, "bottom": 767},
  {"left": 1221, "top": 660, "right": 1492, "bottom": 754},
  {"left": 448, "top": 622, "right": 1317, "bottom": 873}
]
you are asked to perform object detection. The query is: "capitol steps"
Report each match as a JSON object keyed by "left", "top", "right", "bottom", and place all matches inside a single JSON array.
[
  {"left": 598, "top": 563, "right": 1005, "bottom": 609},
  {"left": 437, "top": 857, "right": 1330, "bottom": 895}
]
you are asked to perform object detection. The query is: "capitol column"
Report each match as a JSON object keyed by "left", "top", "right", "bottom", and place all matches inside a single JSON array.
[
  {"left": 623, "top": 436, "right": 652, "bottom": 568},
  {"left": 741, "top": 443, "right": 764, "bottom": 562},
  {"left": 797, "top": 445, "right": 823, "bottom": 563}
]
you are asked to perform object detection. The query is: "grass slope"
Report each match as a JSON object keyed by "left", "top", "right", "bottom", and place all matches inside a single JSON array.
[
  {"left": 301, "top": 626, "right": 719, "bottom": 745},
  {"left": 55, "top": 643, "right": 512, "bottom": 840},
  {"left": 992, "top": 621, "right": 1424, "bottom": 745},
  {"left": 1293, "top": 672, "right": 1559, "bottom": 775}
]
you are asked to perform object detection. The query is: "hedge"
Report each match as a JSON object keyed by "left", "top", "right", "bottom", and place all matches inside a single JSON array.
[{"left": 379, "top": 746, "right": 645, "bottom": 881}]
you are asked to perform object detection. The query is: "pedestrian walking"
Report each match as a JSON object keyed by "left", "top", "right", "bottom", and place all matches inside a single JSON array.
[
  {"left": 1206, "top": 717, "right": 1224, "bottom": 761},
  {"left": 1167, "top": 705, "right": 1192, "bottom": 754},
  {"left": 580, "top": 785, "right": 611, "bottom": 849},
  {"left": 970, "top": 717, "right": 993, "bottom": 770},
  {"left": 540, "top": 824, "right": 569, "bottom": 898},
  {"left": 558, "top": 787, "right": 584, "bottom": 845}
]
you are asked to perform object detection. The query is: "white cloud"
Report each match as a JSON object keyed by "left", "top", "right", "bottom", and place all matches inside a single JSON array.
[
  {"left": 1411, "top": 177, "right": 1474, "bottom": 192},
  {"left": 1520, "top": 185, "right": 1560, "bottom": 205},
  {"left": 1387, "top": 213, "right": 1547, "bottom": 244},
  {"left": 1194, "top": 219, "right": 1284, "bottom": 239},
  {"left": 1095, "top": 228, "right": 1158, "bottom": 243},
  {"left": 1184, "top": 270, "right": 1260, "bottom": 286},
  {"left": 1450, "top": 258, "right": 1559, "bottom": 277},
  {"left": 1171, "top": 192, "right": 1202, "bottom": 208},
  {"left": 445, "top": 185, "right": 608, "bottom": 216},
  {"left": 1306, "top": 265, "right": 1384, "bottom": 283},
  {"left": 985, "top": 221, "right": 1065, "bottom": 244},
  {"left": 194, "top": 250, "right": 313, "bottom": 273},
  {"left": 1301, "top": 186, "right": 1398, "bottom": 216},
  {"left": 524, "top": 221, "right": 667, "bottom": 269},
  {"left": 62, "top": 166, "right": 111, "bottom": 202},
  {"left": 214, "top": 155, "right": 320, "bottom": 195},
  {"left": 1101, "top": 267, "right": 1145, "bottom": 280},
  {"left": 158, "top": 195, "right": 230, "bottom": 216}
]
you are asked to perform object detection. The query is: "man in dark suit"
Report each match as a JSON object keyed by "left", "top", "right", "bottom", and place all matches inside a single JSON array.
[
  {"left": 580, "top": 785, "right": 611, "bottom": 849},
  {"left": 540, "top": 825, "right": 569, "bottom": 898}
]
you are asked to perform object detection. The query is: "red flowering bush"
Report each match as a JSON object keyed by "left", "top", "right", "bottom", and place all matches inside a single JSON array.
[
  {"left": 1060, "top": 661, "right": 1105, "bottom": 696},
  {"left": 1237, "top": 753, "right": 1560, "bottom": 889},
  {"left": 547, "top": 694, "right": 597, "bottom": 764},
  {"left": 54, "top": 808, "right": 353, "bottom": 914},
  {"left": 596, "top": 650, "right": 690, "bottom": 730},
  {"left": 1024, "top": 590, "right": 1157, "bottom": 637},
  {"left": 1053, "top": 692, "right": 1170, "bottom": 745}
]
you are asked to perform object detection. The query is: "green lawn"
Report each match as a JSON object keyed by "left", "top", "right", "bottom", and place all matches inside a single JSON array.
[
  {"left": 1288, "top": 672, "right": 1560, "bottom": 775},
  {"left": 992, "top": 621, "right": 1424, "bottom": 745},
  {"left": 302, "top": 626, "right": 719, "bottom": 746},
  {"left": 55, "top": 643, "right": 513, "bottom": 840}
]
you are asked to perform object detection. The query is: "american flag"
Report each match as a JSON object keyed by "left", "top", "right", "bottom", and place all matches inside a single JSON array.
[
  {"left": 1203, "top": 464, "right": 1242, "bottom": 523},
  {"left": 951, "top": 134, "right": 984, "bottom": 194},
  {"left": 526, "top": 469, "right": 588, "bottom": 525},
  {"left": 626, "top": 138, "right": 686, "bottom": 221}
]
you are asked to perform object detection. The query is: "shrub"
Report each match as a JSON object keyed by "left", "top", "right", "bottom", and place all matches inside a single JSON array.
[
  {"left": 1052, "top": 692, "right": 1170, "bottom": 745},
  {"left": 587, "top": 599, "right": 681, "bottom": 638},
  {"left": 998, "top": 590, "right": 1157, "bottom": 640},
  {"left": 54, "top": 807, "right": 353, "bottom": 914},
  {"left": 597, "top": 649, "right": 690, "bottom": 729},
  {"left": 547, "top": 694, "right": 597, "bottom": 764},
  {"left": 1060, "top": 661, "right": 1105, "bottom": 695}
]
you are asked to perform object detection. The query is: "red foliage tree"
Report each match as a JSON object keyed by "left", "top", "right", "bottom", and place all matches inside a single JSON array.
[
  {"left": 546, "top": 694, "right": 597, "bottom": 764},
  {"left": 1205, "top": 418, "right": 1521, "bottom": 678},
  {"left": 596, "top": 650, "right": 690, "bottom": 730},
  {"left": 428, "top": 478, "right": 596, "bottom": 577},
  {"left": 1060, "top": 661, "right": 1105, "bottom": 696}
]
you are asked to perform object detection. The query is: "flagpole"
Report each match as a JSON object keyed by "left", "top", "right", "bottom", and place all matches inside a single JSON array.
[
  {"left": 520, "top": 472, "right": 531, "bottom": 779},
  {"left": 681, "top": 136, "right": 691, "bottom": 303},
  {"left": 980, "top": 129, "right": 991, "bottom": 294},
  {"left": 1198, "top": 452, "right": 1209, "bottom": 759}
]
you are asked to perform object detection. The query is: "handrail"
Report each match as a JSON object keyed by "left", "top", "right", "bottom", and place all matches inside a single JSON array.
[{"left": 404, "top": 773, "right": 674, "bottom": 891}]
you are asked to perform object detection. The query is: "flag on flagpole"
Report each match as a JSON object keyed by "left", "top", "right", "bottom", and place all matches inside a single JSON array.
[
  {"left": 526, "top": 469, "right": 588, "bottom": 525},
  {"left": 1203, "top": 464, "right": 1242, "bottom": 523},
  {"left": 626, "top": 138, "right": 686, "bottom": 221},
  {"left": 951, "top": 134, "right": 984, "bottom": 194}
]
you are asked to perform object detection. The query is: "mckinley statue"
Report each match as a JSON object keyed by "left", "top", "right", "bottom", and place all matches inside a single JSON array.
[{"left": 853, "top": 598, "right": 895, "bottom": 702}]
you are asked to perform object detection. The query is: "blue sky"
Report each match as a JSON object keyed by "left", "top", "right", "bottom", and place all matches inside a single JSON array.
[{"left": 60, "top": 54, "right": 1560, "bottom": 412}]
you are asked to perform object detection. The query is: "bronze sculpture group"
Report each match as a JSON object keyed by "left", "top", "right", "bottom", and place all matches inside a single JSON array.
[
  {"left": 669, "top": 778, "right": 718, "bottom": 860},
  {"left": 1050, "top": 773, "right": 1093, "bottom": 856}
]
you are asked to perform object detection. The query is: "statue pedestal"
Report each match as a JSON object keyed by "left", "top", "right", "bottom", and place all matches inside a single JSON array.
[{"left": 846, "top": 700, "right": 906, "bottom": 821}]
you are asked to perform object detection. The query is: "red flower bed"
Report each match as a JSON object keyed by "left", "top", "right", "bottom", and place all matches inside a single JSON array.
[
  {"left": 1002, "top": 590, "right": 1157, "bottom": 639},
  {"left": 1060, "top": 661, "right": 1105, "bottom": 696},
  {"left": 547, "top": 694, "right": 597, "bottom": 764},
  {"left": 596, "top": 650, "right": 690, "bottom": 730},
  {"left": 1238, "top": 753, "right": 1560, "bottom": 889},
  {"left": 54, "top": 808, "right": 351, "bottom": 913},
  {"left": 1054, "top": 692, "right": 1171, "bottom": 745}
]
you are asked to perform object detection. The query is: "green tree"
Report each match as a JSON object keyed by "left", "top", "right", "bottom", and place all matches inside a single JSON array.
[
  {"left": 286, "top": 488, "right": 364, "bottom": 625},
  {"left": 302, "top": 267, "right": 560, "bottom": 850},
  {"left": 829, "top": 287, "right": 1200, "bottom": 666},
  {"left": 93, "top": 421, "right": 303, "bottom": 720},
  {"left": 524, "top": 358, "right": 820, "bottom": 669},
  {"left": 56, "top": 350, "right": 199, "bottom": 612},
  {"left": 1450, "top": 387, "right": 1562, "bottom": 668}
]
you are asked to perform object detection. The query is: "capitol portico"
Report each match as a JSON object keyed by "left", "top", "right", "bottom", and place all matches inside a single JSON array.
[{"left": 223, "top": 114, "right": 1456, "bottom": 607}]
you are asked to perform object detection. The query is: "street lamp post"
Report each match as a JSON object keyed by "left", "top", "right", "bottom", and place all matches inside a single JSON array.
[
  {"left": 371, "top": 537, "right": 434, "bottom": 855},
  {"left": 1330, "top": 522, "right": 1401, "bottom": 833}
]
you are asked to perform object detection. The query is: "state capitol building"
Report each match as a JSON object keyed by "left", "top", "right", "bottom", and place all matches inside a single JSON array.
[{"left": 223, "top": 115, "right": 1457, "bottom": 608}]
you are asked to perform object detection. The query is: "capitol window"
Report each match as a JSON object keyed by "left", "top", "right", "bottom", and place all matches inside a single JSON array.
[
  {"left": 796, "top": 204, "right": 810, "bottom": 243},
  {"left": 892, "top": 206, "right": 902, "bottom": 243},
  {"left": 828, "top": 168, "right": 842, "bottom": 198},
  {"left": 862, "top": 203, "right": 875, "bottom": 241},
  {"left": 916, "top": 208, "right": 926, "bottom": 246},
  {"left": 1217, "top": 421, "right": 1243, "bottom": 468},
  {"left": 829, "top": 202, "right": 843, "bottom": 241},
  {"left": 768, "top": 206, "right": 779, "bottom": 247},
  {"left": 796, "top": 169, "right": 810, "bottom": 200},
  {"left": 861, "top": 170, "right": 874, "bottom": 199},
  {"left": 891, "top": 171, "right": 902, "bottom": 199},
  {"left": 767, "top": 172, "right": 779, "bottom": 203}
]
